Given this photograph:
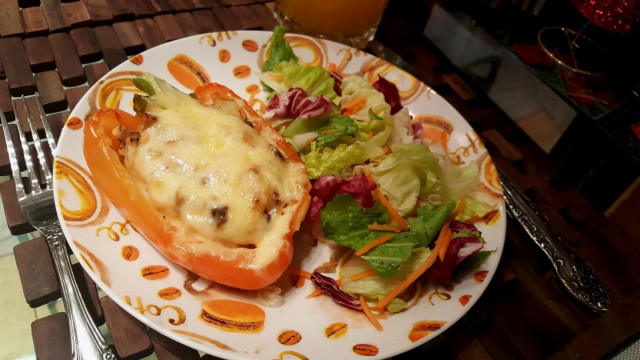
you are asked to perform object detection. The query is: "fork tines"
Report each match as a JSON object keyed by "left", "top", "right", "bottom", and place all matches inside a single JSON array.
[{"left": 0, "top": 94, "right": 58, "bottom": 198}]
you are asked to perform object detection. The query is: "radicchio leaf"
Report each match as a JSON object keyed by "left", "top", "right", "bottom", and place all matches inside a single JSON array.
[
  {"left": 264, "top": 87, "right": 332, "bottom": 119},
  {"left": 307, "top": 175, "right": 376, "bottom": 219},
  {"left": 330, "top": 71, "right": 343, "bottom": 96},
  {"left": 310, "top": 272, "right": 362, "bottom": 311},
  {"left": 427, "top": 220, "right": 484, "bottom": 284},
  {"left": 373, "top": 76, "right": 402, "bottom": 114},
  {"left": 412, "top": 122, "right": 423, "bottom": 143}
]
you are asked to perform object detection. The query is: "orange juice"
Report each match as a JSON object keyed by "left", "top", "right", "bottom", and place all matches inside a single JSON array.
[{"left": 275, "top": 0, "right": 389, "bottom": 48}]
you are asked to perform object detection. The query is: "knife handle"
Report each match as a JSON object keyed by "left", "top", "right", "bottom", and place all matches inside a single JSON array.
[{"left": 497, "top": 168, "right": 610, "bottom": 313}]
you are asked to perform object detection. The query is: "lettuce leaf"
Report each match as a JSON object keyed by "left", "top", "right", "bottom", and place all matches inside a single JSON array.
[
  {"left": 262, "top": 26, "right": 298, "bottom": 72},
  {"left": 259, "top": 62, "right": 337, "bottom": 100},
  {"left": 369, "top": 143, "right": 444, "bottom": 216},
  {"left": 339, "top": 248, "right": 431, "bottom": 312},
  {"left": 456, "top": 197, "right": 495, "bottom": 221},
  {"left": 301, "top": 143, "right": 366, "bottom": 179},
  {"left": 315, "top": 115, "right": 358, "bottom": 148}
]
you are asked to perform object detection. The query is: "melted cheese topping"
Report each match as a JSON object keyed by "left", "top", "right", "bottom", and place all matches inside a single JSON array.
[{"left": 123, "top": 91, "right": 302, "bottom": 268}]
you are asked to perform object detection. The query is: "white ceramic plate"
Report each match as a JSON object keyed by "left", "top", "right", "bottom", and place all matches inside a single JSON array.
[{"left": 54, "top": 30, "right": 506, "bottom": 360}]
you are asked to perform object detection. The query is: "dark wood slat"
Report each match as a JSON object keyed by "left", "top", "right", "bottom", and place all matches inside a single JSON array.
[
  {"left": 154, "top": 14, "right": 186, "bottom": 42},
  {"left": 23, "top": 37, "right": 56, "bottom": 72},
  {"left": 69, "top": 27, "right": 103, "bottom": 63},
  {"left": 0, "top": 56, "right": 4, "bottom": 80},
  {"left": 113, "top": 21, "right": 146, "bottom": 54},
  {"left": 46, "top": 110, "right": 69, "bottom": 142},
  {"left": 80, "top": 0, "right": 114, "bottom": 23},
  {"left": 191, "top": 0, "right": 214, "bottom": 9},
  {"left": 35, "top": 71, "right": 68, "bottom": 113},
  {"left": 229, "top": 5, "right": 261, "bottom": 30},
  {"left": 108, "top": 0, "right": 135, "bottom": 19},
  {"left": 0, "top": 80, "right": 10, "bottom": 118},
  {"left": 211, "top": 6, "right": 242, "bottom": 30},
  {"left": 31, "top": 313, "right": 72, "bottom": 360},
  {"left": 169, "top": 0, "right": 195, "bottom": 11},
  {"left": 65, "top": 85, "right": 89, "bottom": 110},
  {"left": 248, "top": 3, "right": 275, "bottom": 30},
  {"left": 13, "top": 237, "right": 61, "bottom": 308},
  {"left": 85, "top": 61, "right": 110, "bottom": 86},
  {"left": 18, "top": 0, "right": 38, "bottom": 7},
  {"left": 48, "top": 33, "right": 86, "bottom": 86},
  {"left": 72, "top": 262, "right": 105, "bottom": 325},
  {"left": 101, "top": 296, "right": 153, "bottom": 360},
  {"left": 62, "top": 1, "right": 92, "bottom": 27},
  {"left": 0, "top": 180, "right": 31, "bottom": 234},
  {"left": 41, "top": 0, "right": 70, "bottom": 32},
  {"left": 0, "top": 0, "right": 25, "bottom": 37},
  {"left": 148, "top": 329, "right": 201, "bottom": 360},
  {"left": 192, "top": 9, "right": 224, "bottom": 33},
  {"left": 21, "top": 7, "right": 49, "bottom": 36},
  {"left": 149, "top": 0, "right": 175, "bottom": 14},
  {"left": 94, "top": 25, "right": 129, "bottom": 69},
  {"left": 174, "top": 12, "right": 204, "bottom": 36},
  {"left": 128, "top": 0, "right": 157, "bottom": 17},
  {"left": 0, "top": 37, "right": 36, "bottom": 96},
  {"left": 135, "top": 17, "right": 166, "bottom": 49}
]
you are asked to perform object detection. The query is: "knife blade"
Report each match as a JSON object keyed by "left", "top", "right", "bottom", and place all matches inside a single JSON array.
[{"left": 367, "top": 39, "right": 610, "bottom": 314}]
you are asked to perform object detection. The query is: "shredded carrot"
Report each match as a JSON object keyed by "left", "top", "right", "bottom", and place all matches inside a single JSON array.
[
  {"left": 360, "top": 296, "right": 383, "bottom": 331},
  {"left": 374, "top": 245, "right": 440, "bottom": 311},
  {"left": 321, "top": 129, "right": 338, "bottom": 134},
  {"left": 438, "top": 198, "right": 467, "bottom": 261},
  {"left": 295, "top": 275, "right": 305, "bottom": 288},
  {"left": 375, "top": 313, "right": 388, "bottom": 320},
  {"left": 381, "top": 146, "right": 389, "bottom": 154},
  {"left": 341, "top": 96, "right": 367, "bottom": 116},
  {"left": 306, "top": 288, "right": 324, "bottom": 298},
  {"left": 365, "top": 172, "right": 408, "bottom": 231},
  {"left": 288, "top": 267, "right": 312, "bottom": 279},
  {"left": 355, "top": 234, "right": 393, "bottom": 256},
  {"left": 368, "top": 131, "right": 373, "bottom": 138},
  {"left": 367, "top": 224, "right": 402, "bottom": 233},
  {"left": 350, "top": 269, "right": 378, "bottom": 281},
  {"left": 327, "top": 63, "right": 337, "bottom": 72}
]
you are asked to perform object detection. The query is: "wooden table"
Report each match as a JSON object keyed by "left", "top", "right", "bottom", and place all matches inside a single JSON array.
[{"left": 1, "top": 1, "right": 639, "bottom": 359}]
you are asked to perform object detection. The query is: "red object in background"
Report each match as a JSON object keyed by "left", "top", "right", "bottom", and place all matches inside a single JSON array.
[
  {"left": 571, "top": 0, "right": 640, "bottom": 35},
  {"left": 631, "top": 123, "right": 640, "bottom": 140}
]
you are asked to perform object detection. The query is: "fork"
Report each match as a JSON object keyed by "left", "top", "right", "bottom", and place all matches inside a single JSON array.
[{"left": 1, "top": 95, "right": 116, "bottom": 360}]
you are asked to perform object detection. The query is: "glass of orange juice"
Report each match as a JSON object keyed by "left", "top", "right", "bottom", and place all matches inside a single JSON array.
[{"left": 273, "top": 0, "right": 390, "bottom": 49}]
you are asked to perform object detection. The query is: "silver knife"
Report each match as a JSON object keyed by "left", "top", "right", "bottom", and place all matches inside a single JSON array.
[{"left": 367, "top": 39, "right": 611, "bottom": 314}]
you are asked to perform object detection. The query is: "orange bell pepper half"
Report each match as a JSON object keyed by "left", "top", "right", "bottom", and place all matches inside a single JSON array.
[{"left": 83, "top": 83, "right": 310, "bottom": 290}]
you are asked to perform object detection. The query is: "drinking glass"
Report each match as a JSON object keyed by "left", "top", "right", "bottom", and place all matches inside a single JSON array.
[{"left": 273, "top": 0, "right": 390, "bottom": 49}]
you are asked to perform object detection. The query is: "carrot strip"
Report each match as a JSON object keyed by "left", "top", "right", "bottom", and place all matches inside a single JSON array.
[
  {"left": 360, "top": 63, "right": 378, "bottom": 73},
  {"left": 355, "top": 234, "right": 393, "bottom": 256},
  {"left": 288, "top": 267, "right": 312, "bottom": 279},
  {"left": 327, "top": 63, "right": 337, "bottom": 72},
  {"left": 321, "top": 129, "right": 338, "bottom": 134},
  {"left": 365, "top": 172, "right": 408, "bottom": 231},
  {"left": 341, "top": 96, "right": 367, "bottom": 116},
  {"left": 367, "top": 224, "right": 402, "bottom": 233},
  {"left": 374, "top": 245, "right": 440, "bottom": 311},
  {"left": 350, "top": 269, "right": 378, "bottom": 281},
  {"left": 295, "top": 275, "right": 305, "bottom": 288},
  {"left": 438, "top": 198, "right": 467, "bottom": 261},
  {"left": 368, "top": 131, "right": 373, "bottom": 138},
  {"left": 306, "top": 288, "right": 324, "bottom": 298},
  {"left": 360, "top": 296, "right": 383, "bottom": 331}
]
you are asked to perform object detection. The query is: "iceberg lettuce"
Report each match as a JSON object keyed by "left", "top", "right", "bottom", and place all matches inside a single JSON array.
[{"left": 259, "top": 62, "right": 337, "bottom": 100}]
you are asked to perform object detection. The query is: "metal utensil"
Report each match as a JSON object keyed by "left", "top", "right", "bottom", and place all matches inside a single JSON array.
[
  {"left": 1, "top": 95, "right": 117, "bottom": 359},
  {"left": 367, "top": 39, "right": 610, "bottom": 313},
  {"left": 497, "top": 168, "right": 610, "bottom": 313}
]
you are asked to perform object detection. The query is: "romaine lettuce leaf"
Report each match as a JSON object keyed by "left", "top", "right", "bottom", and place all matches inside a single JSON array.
[
  {"left": 262, "top": 26, "right": 298, "bottom": 72},
  {"left": 260, "top": 62, "right": 337, "bottom": 100},
  {"left": 315, "top": 115, "right": 358, "bottom": 148}
]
